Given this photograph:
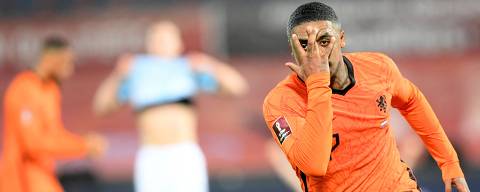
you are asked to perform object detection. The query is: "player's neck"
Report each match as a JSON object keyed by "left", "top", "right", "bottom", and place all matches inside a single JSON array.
[
  {"left": 330, "top": 58, "right": 351, "bottom": 91},
  {"left": 33, "top": 63, "right": 53, "bottom": 82}
]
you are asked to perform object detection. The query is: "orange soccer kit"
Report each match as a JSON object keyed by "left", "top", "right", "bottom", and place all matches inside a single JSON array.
[
  {"left": 263, "top": 52, "right": 464, "bottom": 192},
  {"left": 0, "top": 71, "right": 88, "bottom": 192}
]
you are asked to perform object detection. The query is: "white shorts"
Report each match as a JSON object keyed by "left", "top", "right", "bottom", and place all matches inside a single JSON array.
[{"left": 134, "top": 142, "right": 209, "bottom": 192}]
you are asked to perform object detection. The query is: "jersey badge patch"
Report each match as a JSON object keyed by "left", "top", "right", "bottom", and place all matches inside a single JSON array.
[{"left": 273, "top": 116, "right": 292, "bottom": 144}]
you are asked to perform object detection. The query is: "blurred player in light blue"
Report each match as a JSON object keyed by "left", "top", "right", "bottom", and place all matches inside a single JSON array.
[{"left": 93, "top": 21, "right": 248, "bottom": 192}]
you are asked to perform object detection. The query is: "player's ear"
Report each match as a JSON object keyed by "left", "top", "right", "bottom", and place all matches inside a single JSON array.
[{"left": 340, "top": 30, "right": 346, "bottom": 48}]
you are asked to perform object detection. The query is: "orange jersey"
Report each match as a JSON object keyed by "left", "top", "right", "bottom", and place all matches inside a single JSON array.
[
  {"left": 263, "top": 52, "right": 464, "bottom": 192},
  {"left": 0, "top": 71, "right": 88, "bottom": 192}
]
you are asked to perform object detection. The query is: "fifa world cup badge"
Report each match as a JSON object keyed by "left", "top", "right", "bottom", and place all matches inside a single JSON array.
[{"left": 273, "top": 116, "right": 292, "bottom": 144}]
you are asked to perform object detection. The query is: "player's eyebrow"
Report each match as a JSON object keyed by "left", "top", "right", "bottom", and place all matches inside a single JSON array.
[
  {"left": 317, "top": 33, "right": 332, "bottom": 40},
  {"left": 296, "top": 32, "right": 333, "bottom": 41}
]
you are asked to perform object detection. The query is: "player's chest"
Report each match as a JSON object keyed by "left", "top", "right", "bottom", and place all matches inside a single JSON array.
[
  {"left": 330, "top": 82, "right": 392, "bottom": 132},
  {"left": 31, "top": 90, "right": 59, "bottom": 122}
]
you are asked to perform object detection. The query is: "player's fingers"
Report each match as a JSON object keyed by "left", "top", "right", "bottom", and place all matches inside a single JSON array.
[
  {"left": 454, "top": 178, "right": 470, "bottom": 192},
  {"left": 454, "top": 184, "right": 467, "bottom": 192},
  {"left": 312, "top": 32, "right": 320, "bottom": 55},
  {"left": 290, "top": 34, "right": 305, "bottom": 59},
  {"left": 285, "top": 62, "right": 302, "bottom": 74},
  {"left": 306, "top": 28, "right": 319, "bottom": 55},
  {"left": 457, "top": 185, "right": 468, "bottom": 192},
  {"left": 323, "top": 36, "right": 336, "bottom": 59},
  {"left": 445, "top": 180, "right": 452, "bottom": 192}
]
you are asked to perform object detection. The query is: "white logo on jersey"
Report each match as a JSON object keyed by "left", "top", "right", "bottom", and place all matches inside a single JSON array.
[
  {"left": 20, "top": 109, "right": 33, "bottom": 125},
  {"left": 275, "top": 122, "right": 282, "bottom": 132},
  {"left": 380, "top": 119, "right": 388, "bottom": 128}
]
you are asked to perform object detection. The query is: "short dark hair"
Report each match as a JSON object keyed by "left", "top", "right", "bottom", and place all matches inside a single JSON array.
[
  {"left": 42, "top": 36, "right": 69, "bottom": 52},
  {"left": 287, "top": 2, "right": 339, "bottom": 36}
]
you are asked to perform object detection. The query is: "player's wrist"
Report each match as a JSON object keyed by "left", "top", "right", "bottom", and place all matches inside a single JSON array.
[
  {"left": 306, "top": 72, "right": 330, "bottom": 88},
  {"left": 305, "top": 64, "right": 330, "bottom": 75},
  {"left": 441, "top": 162, "right": 465, "bottom": 182}
]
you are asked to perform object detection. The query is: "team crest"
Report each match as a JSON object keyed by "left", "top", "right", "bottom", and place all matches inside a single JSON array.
[{"left": 376, "top": 95, "right": 387, "bottom": 113}]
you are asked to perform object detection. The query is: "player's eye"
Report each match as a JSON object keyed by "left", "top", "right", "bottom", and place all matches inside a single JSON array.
[
  {"left": 319, "top": 39, "right": 330, "bottom": 47},
  {"left": 299, "top": 39, "right": 308, "bottom": 49}
]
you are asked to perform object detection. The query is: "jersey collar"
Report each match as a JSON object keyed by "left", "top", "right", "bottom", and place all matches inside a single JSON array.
[{"left": 331, "top": 56, "right": 356, "bottom": 96}]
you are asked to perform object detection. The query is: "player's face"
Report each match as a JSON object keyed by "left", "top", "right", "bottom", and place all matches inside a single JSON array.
[
  {"left": 50, "top": 49, "right": 75, "bottom": 80},
  {"left": 146, "top": 22, "right": 184, "bottom": 58},
  {"left": 291, "top": 20, "right": 346, "bottom": 74}
]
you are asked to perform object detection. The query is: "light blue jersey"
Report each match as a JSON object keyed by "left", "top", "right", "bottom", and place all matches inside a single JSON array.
[{"left": 117, "top": 55, "right": 218, "bottom": 110}]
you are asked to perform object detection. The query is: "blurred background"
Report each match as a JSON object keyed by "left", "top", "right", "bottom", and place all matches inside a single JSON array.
[{"left": 0, "top": 0, "right": 479, "bottom": 191}]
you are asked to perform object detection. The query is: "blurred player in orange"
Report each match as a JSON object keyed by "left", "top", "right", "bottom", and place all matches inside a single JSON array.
[
  {"left": 263, "top": 2, "right": 470, "bottom": 192},
  {"left": 93, "top": 21, "right": 247, "bottom": 192},
  {"left": 0, "top": 37, "right": 107, "bottom": 192}
]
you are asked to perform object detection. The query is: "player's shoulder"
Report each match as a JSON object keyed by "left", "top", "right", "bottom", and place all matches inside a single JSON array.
[
  {"left": 346, "top": 51, "right": 394, "bottom": 64},
  {"left": 9, "top": 71, "right": 38, "bottom": 88},
  {"left": 264, "top": 74, "right": 297, "bottom": 104},
  {"left": 134, "top": 54, "right": 188, "bottom": 67},
  {"left": 5, "top": 71, "right": 38, "bottom": 100},
  {"left": 348, "top": 51, "right": 396, "bottom": 64},
  {"left": 131, "top": 54, "right": 152, "bottom": 65},
  {"left": 345, "top": 52, "right": 397, "bottom": 73},
  {"left": 263, "top": 74, "right": 304, "bottom": 116}
]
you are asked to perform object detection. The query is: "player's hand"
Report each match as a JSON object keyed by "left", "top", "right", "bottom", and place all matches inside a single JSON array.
[
  {"left": 286, "top": 27, "right": 335, "bottom": 81},
  {"left": 188, "top": 52, "right": 214, "bottom": 72},
  {"left": 85, "top": 132, "right": 108, "bottom": 159},
  {"left": 445, "top": 177, "right": 470, "bottom": 192},
  {"left": 113, "top": 54, "right": 133, "bottom": 78}
]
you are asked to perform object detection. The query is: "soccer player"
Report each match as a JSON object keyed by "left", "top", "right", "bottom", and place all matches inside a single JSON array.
[
  {"left": 0, "top": 37, "right": 106, "bottom": 192},
  {"left": 262, "top": 2, "right": 470, "bottom": 192},
  {"left": 93, "top": 21, "right": 248, "bottom": 192}
]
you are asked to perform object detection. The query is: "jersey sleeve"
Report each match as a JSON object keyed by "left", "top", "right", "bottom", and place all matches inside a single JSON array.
[
  {"left": 384, "top": 54, "right": 464, "bottom": 181},
  {"left": 116, "top": 77, "right": 131, "bottom": 103},
  {"left": 195, "top": 71, "right": 219, "bottom": 93},
  {"left": 263, "top": 72, "right": 333, "bottom": 176},
  {"left": 6, "top": 90, "right": 88, "bottom": 159}
]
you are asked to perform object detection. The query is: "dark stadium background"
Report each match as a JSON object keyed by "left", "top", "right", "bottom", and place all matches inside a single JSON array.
[{"left": 0, "top": 0, "right": 479, "bottom": 191}]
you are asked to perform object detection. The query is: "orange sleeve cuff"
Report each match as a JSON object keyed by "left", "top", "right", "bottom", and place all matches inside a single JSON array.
[
  {"left": 441, "top": 162, "right": 465, "bottom": 181},
  {"left": 306, "top": 72, "right": 330, "bottom": 89}
]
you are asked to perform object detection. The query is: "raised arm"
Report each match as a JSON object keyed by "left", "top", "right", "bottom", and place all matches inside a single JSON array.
[
  {"left": 384, "top": 54, "right": 469, "bottom": 192},
  {"left": 263, "top": 28, "right": 336, "bottom": 176},
  {"left": 93, "top": 54, "right": 132, "bottom": 116},
  {"left": 263, "top": 72, "right": 333, "bottom": 176},
  {"left": 188, "top": 52, "right": 248, "bottom": 96}
]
